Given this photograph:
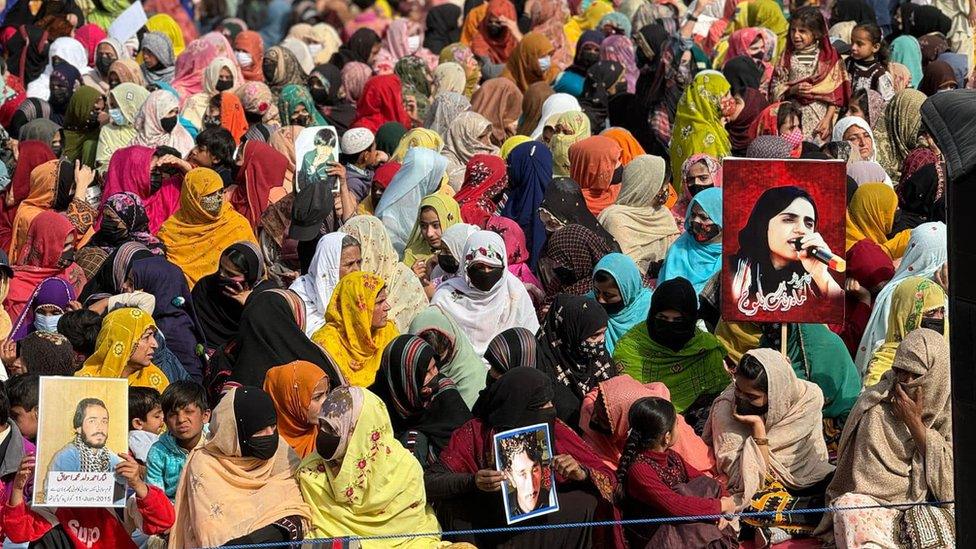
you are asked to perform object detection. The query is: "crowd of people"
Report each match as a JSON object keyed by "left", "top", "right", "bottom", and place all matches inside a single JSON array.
[{"left": 0, "top": 0, "right": 963, "bottom": 546}]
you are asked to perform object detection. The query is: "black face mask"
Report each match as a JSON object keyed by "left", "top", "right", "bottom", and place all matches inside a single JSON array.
[
  {"left": 468, "top": 266, "right": 504, "bottom": 291},
  {"left": 578, "top": 49, "right": 600, "bottom": 69},
  {"left": 554, "top": 265, "right": 578, "bottom": 285},
  {"left": 486, "top": 24, "right": 506, "bottom": 38},
  {"left": 202, "top": 115, "right": 221, "bottom": 129},
  {"left": 311, "top": 87, "right": 330, "bottom": 105},
  {"left": 291, "top": 114, "right": 310, "bottom": 127},
  {"left": 610, "top": 165, "right": 623, "bottom": 185},
  {"left": 49, "top": 88, "right": 71, "bottom": 109},
  {"left": 262, "top": 59, "right": 277, "bottom": 82},
  {"left": 95, "top": 54, "right": 114, "bottom": 77},
  {"left": 600, "top": 299, "right": 625, "bottom": 316},
  {"left": 437, "top": 253, "right": 459, "bottom": 274},
  {"left": 920, "top": 317, "right": 944, "bottom": 335},
  {"left": 87, "top": 111, "right": 101, "bottom": 129},
  {"left": 241, "top": 433, "right": 279, "bottom": 460},
  {"left": 522, "top": 407, "right": 557, "bottom": 431},
  {"left": 315, "top": 429, "right": 341, "bottom": 460},
  {"left": 160, "top": 116, "right": 178, "bottom": 133},
  {"left": 735, "top": 395, "right": 768, "bottom": 417},
  {"left": 51, "top": 144, "right": 63, "bottom": 158},
  {"left": 57, "top": 248, "right": 75, "bottom": 269},
  {"left": 688, "top": 184, "right": 713, "bottom": 197},
  {"left": 648, "top": 316, "right": 696, "bottom": 351},
  {"left": 99, "top": 216, "right": 128, "bottom": 244},
  {"left": 215, "top": 79, "right": 233, "bottom": 92}
]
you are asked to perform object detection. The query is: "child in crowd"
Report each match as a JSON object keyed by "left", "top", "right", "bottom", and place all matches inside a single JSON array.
[
  {"left": 128, "top": 387, "right": 164, "bottom": 465},
  {"left": 0, "top": 380, "right": 34, "bottom": 509},
  {"left": 6, "top": 374, "right": 38, "bottom": 443},
  {"left": 146, "top": 380, "right": 211, "bottom": 501},
  {"left": 845, "top": 23, "right": 894, "bottom": 102}
]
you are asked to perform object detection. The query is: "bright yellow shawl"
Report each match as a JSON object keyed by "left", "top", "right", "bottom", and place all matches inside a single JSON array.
[
  {"left": 157, "top": 167, "right": 257, "bottom": 288},
  {"left": 76, "top": 307, "right": 169, "bottom": 392},
  {"left": 146, "top": 14, "right": 186, "bottom": 56},
  {"left": 668, "top": 71, "right": 732, "bottom": 191},
  {"left": 845, "top": 182, "right": 911, "bottom": 258},
  {"left": 391, "top": 128, "right": 445, "bottom": 162},
  {"left": 312, "top": 272, "right": 399, "bottom": 387},
  {"left": 297, "top": 388, "right": 441, "bottom": 547},
  {"left": 401, "top": 193, "right": 462, "bottom": 267}
]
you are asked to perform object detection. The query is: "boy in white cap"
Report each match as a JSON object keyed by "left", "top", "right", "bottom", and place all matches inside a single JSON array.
[{"left": 340, "top": 127, "right": 385, "bottom": 203}]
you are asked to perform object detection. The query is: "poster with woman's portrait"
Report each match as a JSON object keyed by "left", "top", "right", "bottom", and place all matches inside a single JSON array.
[
  {"left": 493, "top": 423, "right": 559, "bottom": 525},
  {"left": 722, "top": 158, "right": 847, "bottom": 324},
  {"left": 33, "top": 377, "right": 128, "bottom": 507},
  {"left": 294, "top": 126, "right": 339, "bottom": 193}
]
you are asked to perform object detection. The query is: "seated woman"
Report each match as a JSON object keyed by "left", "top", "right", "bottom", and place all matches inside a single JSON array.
[
  {"left": 589, "top": 253, "right": 652, "bottom": 355},
  {"left": 409, "top": 306, "right": 485, "bottom": 409},
  {"left": 371, "top": 335, "right": 472, "bottom": 467},
  {"left": 76, "top": 307, "right": 169, "bottom": 392},
  {"left": 704, "top": 349, "right": 834, "bottom": 541},
  {"left": 729, "top": 186, "right": 844, "bottom": 316},
  {"left": 845, "top": 182, "right": 911, "bottom": 260},
  {"left": 613, "top": 277, "right": 729, "bottom": 418},
  {"left": 264, "top": 360, "right": 337, "bottom": 459},
  {"left": 837, "top": 238, "right": 894, "bottom": 356},
  {"left": 6, "top": 211, "right": 85, "bottom": 322},
  {"left": 427, "top": 368, "right": 623, "bottom": 547},
  {"left": 431, "top": 230, "right": 539, "bottom": 356},
  {"left": 657, "top": 187, "right": 723, "bottom": 294},
  {"left": 170, "top": 386, "right": 311, "bottom": 548},
  {"left": 312, "top": 271, "right": 399, "bottom": 387},
  {"left": 865, "top": 276, "right": 946, "bottom": 387},
  {"left": 818, "top": 330, "right": 953, "bottom": 548},
  {"left": 9, "top": 277, "right": 75, "bottom": 342},
  {"left": 485, "top": 215, "right": 544, "bottom": 304},
  {"left": 580, "top": 374, "right": 716, "bottom": 474},
  {"left": 617, "top": 397, "right": 737, "bottom": 548},
  {"left": 290, "top": 232, "right": 362, "bottom": 337},
  {"left": 402, "top": 194, "right": 463, "bottom": 297},
  {"left": 297, "top": 386, "right": 442, "bottom": 544},
  {"left": 537, "top": 224, "right": 614, "bottom": 311}
]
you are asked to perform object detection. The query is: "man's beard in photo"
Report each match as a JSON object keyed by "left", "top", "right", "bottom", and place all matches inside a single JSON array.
[{"left": 83, "top": 432, "right": 108, "bottom": 449}]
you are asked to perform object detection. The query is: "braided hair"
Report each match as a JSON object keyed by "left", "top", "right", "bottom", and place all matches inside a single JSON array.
[{"left": 615, "top": 396, "right": 677, "bottom": 503}]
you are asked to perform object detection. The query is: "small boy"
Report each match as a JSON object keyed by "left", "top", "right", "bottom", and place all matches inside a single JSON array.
[
  {"left": 6, "top": 374, "right": 38, "bottom": 443},
  {"left": 128, "top": 387, "right": 164, "bottom": 466},
  {"left": 146, "top": 381, "right": 211, "bottom": 501}
]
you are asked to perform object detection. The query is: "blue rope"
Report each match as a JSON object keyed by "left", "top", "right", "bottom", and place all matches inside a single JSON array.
[{"left": 211, "top": 499, "right": 953, "bottom": 549}]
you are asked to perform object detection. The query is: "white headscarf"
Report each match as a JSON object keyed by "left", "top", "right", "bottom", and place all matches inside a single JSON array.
[
  {"left": 27, "top": 37, "right": 94, "bottom": 100},
  {"left": 530, "top": 93, "right": 582, "bottom": 139},
  {"left": 431, "top": 231, "right": 539, "bottom": 355},
  {"left": 289, "top": 232, "right": 349, "bottom": 337},
  {"left": 430, "top": 222, "right": 478, "bottom": 280}
]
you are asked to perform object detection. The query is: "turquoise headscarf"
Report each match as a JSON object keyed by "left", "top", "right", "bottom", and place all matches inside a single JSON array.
[
  {"left": 891, "top": 35, "right": 923, "bottom": 89},
  {"left": 657, "top": 187, "right": 723, "bottom": 294},
  {"left": 588, "top": 253, "right": 652, "bottom": 355}
]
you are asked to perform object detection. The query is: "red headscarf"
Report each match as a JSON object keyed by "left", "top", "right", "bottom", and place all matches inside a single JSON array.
[
  {"left": 5, "top": 211, "right": 85, "bottom": 320},
  {"left": 351, "top": 74, "right": 412, "bottom": 133},
  {"left": 101, "top": 146, "right": 182, "bottom": 233},
  {"left": 73, "top": 24, "right": 106, "bottom": 65},
  {"left": 470, "top": 0, "right": 519, "bottom": 64},
  {"left": 219, "top": 91, "right": 249, "bottom": 145},
  {"left": 372, "top": 161, "right": 401, "bottom": 190},
  {"left": 171, "top": 39, "right": 221, "bottom": 98},
  {"left": 456, "top": 154, "right": 508, "bottom": 227},
  {"left": 233, "top": 31, "right": 264, "bottom": 82},
  {"left": 231, "top": 141, "right": 289, "bottom": 230},
  {"left": 0, "top": 140, "right": 53, "bottom": 251}
]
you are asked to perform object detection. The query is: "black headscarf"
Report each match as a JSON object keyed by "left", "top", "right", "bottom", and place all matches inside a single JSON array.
[
  {"left": 309, "top": 64, "right": 356, "bottom": 135},
  {"left": 536, "top": 294, "right": 613, "bottom": 400},
  {"left": 580, "top": 60, "right": 625, "bottom": 130},
  {"left": 830, "top": 0, "right": 877, "bottom": 26},
  {"left": 646, "top": 277, "right": 699, "bottom": 352},
  {"left": 52, "top": 157, "right": 75, "bottom": 211},
  {"left": 329, "top": 28, "right": 381, "bottom": 68},
  {"left": 472, "top": 367, "right": 554, "bottom": 431},
  {"left": 232, "top": 386, "right": 278, "bottom": 453},
  {"left": 901, "top": 4, "right": 952, "bottom": 37},
  {"left": 424, "top": 4, "right": 461, "bottom": 54},
  {"left": 540, "top": 178, "right": 620, "bottom": 251},
  {"left": 892, "top": 163, "right": 946, "bottom": 232},
  {"left": 79, "top": 242, "right": 155, "bottom": 304},
  {"left": 633, "top": 24, "right": 668, "bottom": 70},
  {"left": 5, "top": 25, "right": 49, "bottom": 86},
  {"left": 722, "top": 55, "right": 762, "bottom": 95},
  {"left": 566, "top": 30, "right": 606, "bottom": 78}
]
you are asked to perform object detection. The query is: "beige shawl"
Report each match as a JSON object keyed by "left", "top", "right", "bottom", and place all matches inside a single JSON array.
[
  {"left": 441, "top": 111, "right": 498, "bottom": 191},
  {"left": 597, "top": 155, "right": 679, "bottom": 273},
  {"left": 169, "top": 388, "right": 311, "bottom": 548},
  {"left": 817, "top": 329, "right": 953, "bottom": 532},
  {"left": 704, "top": 348, "right": 834, "bottom": 508}
]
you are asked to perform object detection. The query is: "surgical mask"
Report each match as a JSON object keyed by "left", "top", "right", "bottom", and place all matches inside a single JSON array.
[
  {"left": 241, "top": 433, "right": 279, "bottom": 460},
  {"left": 215, "top": 79, "right": 233, "bottom": 92},
  {"left": 600, "top": 299, "right": 625, "bottom": 316},
  {"left": 160, "top": 116, "right": 178, "bottom": 133},
  {"left": 316, "top": 429, "right": 341, "bottom": 460},
  {"left": 578, "top": 49, "right": 600, "bottom": 68},
  {"left": 308, "top": 43, "right": 323, "bottom": 57},
  {"left": 311, "top": 87, "right": 329, "bottom": 105},
  {"left": 691, "top": 221, "right": 720, "bottom": 243},
  {"left": 538, "top": 56, "right": 552, "bottom": 72},
  {"left": 109, "top": 108, "right": 126, "bottom": 126},
  {"left": 200, "top": 193, "right": 223, "bottom": 214},
  {"left": 407, "top": 36, "right": 421, "bottom": 53},
  {"left": 34, "top": 313, "right": 62, "bottom": 332},
  {"left": 468, "top": 265, "right": 504, "bottom": 292},
  {"left": 95, "top": 54, "right": 114, "bottom": 77},
  {"left": 236, "top": 51, "right": 253, "bottom": 68},
  {"left": 920, "top": 317, "right": 944, "bottom": 335},
  {"left": 437, "top": 253, "right": 459, "bottom": 274}
]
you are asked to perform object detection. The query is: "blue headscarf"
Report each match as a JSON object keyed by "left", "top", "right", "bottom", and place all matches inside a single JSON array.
[
  {"left": 890, "top": 35, "right": 923, "bottom": 89},
  {"left": 588, "top": 253, "right": 652, "bottom": 355},
  {"left": 598, "top": 12, "right": 632, "bottom": 36},
  {"left": 501, "top": 141, "right": 551, "bottom": 270},
  {"left": 657, "top": 187, "right": 722, "bottom": 294},
  {"left": 375, "top": 147, "right": 448, "bottom": 254}
]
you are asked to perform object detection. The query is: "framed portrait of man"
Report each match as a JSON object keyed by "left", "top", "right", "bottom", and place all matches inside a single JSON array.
[
  {"left": 493, "top": 423, "right": 559, "bottom": 525},
  {"left": 33, "top": 377, "right": 128, "bottom": 507}
]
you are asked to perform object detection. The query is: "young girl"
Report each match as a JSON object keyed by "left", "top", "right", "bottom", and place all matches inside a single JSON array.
[
  {"left": 846, "top": 23, "right": 895, "bottom": 102},
  {"left": 617, "top": 397, "right": 737, "bottom": 548},
  {"left": 771, "top": 6, "right": 850, "bottom": 144}
]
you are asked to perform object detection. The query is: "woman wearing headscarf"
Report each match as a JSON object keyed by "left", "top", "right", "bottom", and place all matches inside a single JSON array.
[
  {"left": 599, "top": 155, "right": 678, "bottom": 274},
  {"left": 554, "top": 30, "right": 605, "bottom": 98},
  {"left": 8, "top": 158, "right": 57, "bottom": 262},
  {"left": 486, "top": 215, "right": 542, "bottom": 294},
  {"left": 890, "top": 35, "right": 923, "bottom": 89},
  {"left": 579, "top": 60, "right": 626, "bottom": 132},
  {"left": 538, "top": 223, "right": 615, "bottom": 306},
  {"left": 501, "top": 32, "right": 559, "bottom": 92},
  {"left": 307, "top": 64, "right": 356, "bottom": 134},
  {"left": 548, "top": 110, "right": 590, "bottom": 176},
  {"left": 429, "top": 367, "right": 623, "bottom": 547},
  {"left": 99, "top": 146, "right": 181, "bottom": 234},
  {"left": 500, "top": 141, "right": 550, "bottom": 268},
  {"left": 390, "top": 128, "right": 444, "bottom": 163},
  {"left": 538, "top": 176, "right": 618, "bottom": 249},
  {"left": 233, "top": 30, "right": 265, "bottom": 83},
  {"left": 599, "top": 34, "right": 637, "bottom": 94},
  {"left": 669, "top": 71, "right": 732, "bottom": 189},
  {"left": 468, "top": 78, "right": 521, "bottom": 147},
  {"left": 108, "top": 59, "right": 147, "bottom": 87},
  {"left": 132, "top": 90, "right": 195, "bottom": 156},
  {"left": 375, "top": 148, "right": 448, "bottom": 254},
  {"left": 401, "top": 193, "right": 462, "bottom": 270},
  {"left": 453, "top": 154, "right": 507, "bottom": 227},
  {"left": 138, "top": 32, "right": 177, "bottom": 85},
  {"left": 423, "top": 91, "right": 471, "bottom": 138},
  {"left": 872, "top": 90, "right": 926, "bottom": 179},
  {"left": 8, "top": 276, "right": 71, "bottom": 349},
  {"left": 47, "top": 64, "right": 81, "bottom": 122},
  {"left": 441, "top": 111, "right": 498, "bottom": 191},
  {"left": 169, "top": 37, "right": 227, "bottom": 98},
  {"left": 470, "top": 0, "right": 520, "bottom": 65},
  {"left": 157, "top": 167, "right": 257, "bottom": 288},
  {"left": 371, "top": 335, "right": 472, "bottom": 466},
  {"left": 311, "top": 271, "right": 399, "bottom": 387},
  {"left": 517, "top": 81, "right": 555, "bottom": 136},
  {"left": 9, "top": 99, "right": 54, "bottom": 142},
  {"left": 395, "top": 56, "right": 433, "bottom": 123},
  {"left": 432, "top": 63, "right": 466, "bottom": 100},
  {"left": 75, "top": 192, "right": 164, "bottom": 279},
  {"left": 61, "top": 86, "right": 103, "bottom": 167},
  {"left": 846, "top": 182, "right": 911, "bottom": 259},
  {"left": 180, "top": 57, "right": 243, "bottom": 130},
  {"left": 918, "top": 60, "right": 957, "bottom": 96},
  {"left": 0, "top": 140, "right": 53, "bottom": 252},
  {"left": 72, "top": 307, "right": 170, "bottom": 392},
  {"left": 169, "top": 386, "right": 311, "bottom": 547},
  {"left": 536, "top": 294, "right": 614, "bottom": 404},
  {"left": 94, "top": 83, "right": 149, "bottom": 174},
  {"left": 191, "top": 242, "right": 268, "bottom": 352},
  {"left": 658, "top": 187, "right": 723, "bottom": 294},
  {"left": 351, "top": 74, "right": 412, "bottom": 133},
  {"left": 819, "top": 330, "right": 952, "bottom": 548},
  {"left": 373, "top": 18, "right": 439, "bottom": 75},
  {"left": 567, "top": 134, "right": 622, "bottom": 215},
  {"left": 257, "top": 46, "right": 303, "bottom": 95},
  {"left": 26, "top": 37, "right": 99, "bottom": 100},
  {"left": 229, "top": 140, "right": 288, "bottom": 230},
  {"left": 588, "top": 253, "right": 652, "bottom": 356},
  {"left": 439, "top": 43, "right": 481, "bottom": 98},
  {"left": 289, "top": 232, "right": 359, "bottom": 337},
  {"left": 263, "top": 360, "right": 336, "bottom": 459},
  {"left": 409, "top": 306, "right": 484, "bottom": 410},
  {"left": 329, "top": 28, "right": 382, "bottom": 69},
  {"left": 425, "top": 4, "right": 462, "bottom": 55}
]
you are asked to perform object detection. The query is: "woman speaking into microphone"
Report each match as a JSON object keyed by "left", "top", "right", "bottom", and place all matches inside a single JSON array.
[{"left": 729, "top": 186, "right": 844, "bottom": 317}]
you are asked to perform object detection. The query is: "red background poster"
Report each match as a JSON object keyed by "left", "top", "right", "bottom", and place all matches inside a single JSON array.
[{"left": 721, "top": 158, "right": 846, "bottom": 324}]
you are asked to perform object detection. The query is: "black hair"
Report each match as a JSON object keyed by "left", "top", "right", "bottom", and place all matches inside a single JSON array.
[
  {"left": 341, "top": 234, "right": 361, "bottom": 250},
  {"left": 498, "top": 431, "right": 545, "bottom": 470},
  {"left": 736, "top": 353, "right": 769, "bottom": 393},
  {"left": 6, "top": 374, "right": 38, "bottom": 412},
  {"left": 851, "top": 23, "right": 888, "bottom": 68},
  {"left": 129, "top": 386, "right": 161, "bottom": 425},
  {"left": 0, "top": 380, "right": 9, "bottom": 425},
  {"left": 776, "top": 101, "right": 803, "bottom": 132},
  {"left": 153, "top": 145, "right": 182, "bottom": 159},
  {"left": 221, "top": 244, "right": 251, "bottom": 276},
  {"left": 57, "top": 309, "right": 103, "bottom": 356},
  {"left": 314, "top": 128, "right": 337, "bottom": 147},
  {"left": 789, "top": 6, "right": 827, "bottom": 43},
  {"left": 195, "top": 127, "right": 236, "bottom": 166},
  {"left": 592, "top": 270, "right": 615, "bottom": 285},
  {"left": 160, "top": 380, "right": 210, "bottom": 416},
  {"left": 616, "top": 397, "right": 676, "bottom": 502},
  {"left": 73, "top": 398, "right": 108, "bottom": 429}
]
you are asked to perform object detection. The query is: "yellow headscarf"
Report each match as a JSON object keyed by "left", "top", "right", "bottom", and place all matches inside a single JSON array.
[
  {"left": 297, "top": 387, "right": 441, "bottom": 546},
  {"left": 865, "top": 277, "right": 947, "bottom": 386},
  {"left": 391, "top": 128, "right": 445, "bottom": 163},
  {"left": 146, "top": 14, "right": 186, "bottom": 56},
  {"left": 500, "top": 135, "right": 532, "bottom": 159},
  {"left": 845, "top": 182, "right": 911, "bottom": 258},
  {"left": 76, "top": 308, "right": 169, "bottom": 392},
  {"left": 312, "top": 272, "right": 399, "bottom": 387},
  {"left": 157, "top": 168, "right": 257, "bottom": 288},
  {"left": 564, "top": 0, "right": 614, "bottom": 46},
  {"left": 548, "top": 110, "right": 591, "bottom": 177},
  {"left": 401, "top": 194, "right": 462, "bottom": 267}
]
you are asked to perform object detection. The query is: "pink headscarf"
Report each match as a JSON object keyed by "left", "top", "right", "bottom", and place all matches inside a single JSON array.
[
  {"left": 373, "top": 18, "right": 439, "bottom": 74},
  {"left": 600, "top": 35, "right": 638, "bottom": 93},
  {"left": 74, "top": 24, "right": 106, "bottom": 66},
  {"left": 725, "top": 27, "right": 775, "bottom": 87},
  {"left": 101, "top": 146, "right": 182, "bottom": 233},
  {"left": 486, "top": 215, "right": 542, "bottom": 289},
  {"left": 170, "top": 39, "right": 221, "bottom": 98},
  {"left": 341, "top": 62, "right": 372, "bottom": 103},
  {"left": 343, "top": 7, "right": 389, "bottom": 40}
]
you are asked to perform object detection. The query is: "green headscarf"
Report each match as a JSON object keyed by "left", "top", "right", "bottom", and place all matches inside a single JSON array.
[
  {"left": 63, "top": 86, "right": 103, "bottom": 168},
  {"left": 277, "top": 84, "right": 327, "bottom": 127},
  {"left": 375, "top": 122, "right": 408, "bottom": 156},
  {"left": 401, "top": 193, "right": 461, "bottom": 267},
  {"left": 395, "top": 56, "right": 432, "bottom": 121},
  {"left": 408, "top": 306, "right": 486, "bottom": 409}
]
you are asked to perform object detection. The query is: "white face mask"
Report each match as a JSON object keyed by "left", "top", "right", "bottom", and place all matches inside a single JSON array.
[
  {"left": 407, "top": 35, "right": 422, "bottom": 53},
  {"left": 308, "top": 43, "right": 323, "bottom": 56},
  {"left": 236, "top": 51, "right": 253, "bottom": 68},
  {"left": 538, "top": 56, "right": 551, "bottom": 72}
]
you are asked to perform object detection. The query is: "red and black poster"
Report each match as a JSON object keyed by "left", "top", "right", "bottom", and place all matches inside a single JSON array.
[{"left": 722, "top": 158, "right": 846, "bottom": 324}]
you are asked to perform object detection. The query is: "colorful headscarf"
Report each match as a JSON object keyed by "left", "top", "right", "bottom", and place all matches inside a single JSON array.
[{"left": 76, "top": 307, "right": 169, "bottom": 391}]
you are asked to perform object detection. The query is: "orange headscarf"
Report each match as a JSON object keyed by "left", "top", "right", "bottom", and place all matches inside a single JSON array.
[
  {"left": 501, "top": 32, "right": 559, "bottom": 92},
  {"left": 233, "top": 31, "right": 265, "bottom": 82},
  {"left": 9, "top": 159, "right": 56, "bottom": 263},
  {"left": 470, "top": 0, "right": 519, "bottom": 64},
  {"left": 219, "top": 92, "right": 249, "bottom": 145},
  {"left": 601, "top": 127, "right": 645, "bottom": 166},
  {"left": 569, "top": 135, "right": 622, "bottom": 216},
  {"left": 263, "top": 361, "right": 331, "bottom": 459}
]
